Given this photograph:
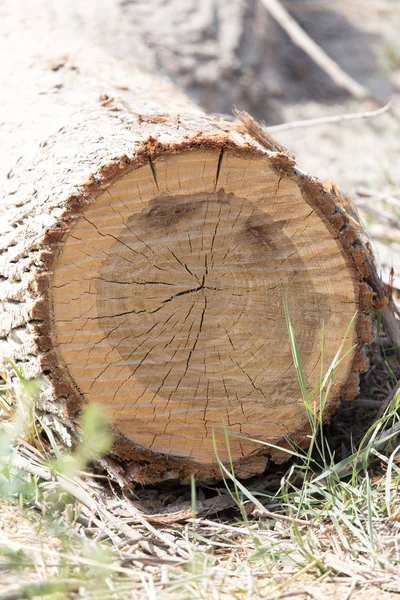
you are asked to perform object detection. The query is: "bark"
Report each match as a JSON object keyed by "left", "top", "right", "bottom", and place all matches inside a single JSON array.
[{"left": 0, "top": 1, "right": 387, "bottom": 484}]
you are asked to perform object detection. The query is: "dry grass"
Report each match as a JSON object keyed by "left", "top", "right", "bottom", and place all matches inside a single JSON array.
[{"left": 1, "top": 320, "right": 400, "bottom": 600}]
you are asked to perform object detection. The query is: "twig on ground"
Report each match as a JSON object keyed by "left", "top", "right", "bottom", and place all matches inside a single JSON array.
[
  {"left": 351, "top": 399, "right": 386, "bottom": 409},
  {"left": 260, "top": 0, "right": 372, "bottom": 100},
  {"left": 132, "top": 494, "right": 237, "bottom": 525},
  {"left": 269, "top": 103, "right": 392, "bottom": 133},
  {"left": 250, "top": 506, "right": 315, "bottom": 527}
]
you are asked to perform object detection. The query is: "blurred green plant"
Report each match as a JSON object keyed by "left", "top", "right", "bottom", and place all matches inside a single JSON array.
[{"left": 380, "top": 40, "right": 400, "bottom": 71}]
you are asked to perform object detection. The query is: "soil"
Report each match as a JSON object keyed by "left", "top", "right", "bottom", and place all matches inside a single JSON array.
[{"left": 116, "top": 0, "right": 400, "bottom": 284}]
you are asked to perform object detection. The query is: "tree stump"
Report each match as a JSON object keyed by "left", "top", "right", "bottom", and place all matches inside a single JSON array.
[{"left": 0, "top": 1, "right": 387, "bottom": 483}]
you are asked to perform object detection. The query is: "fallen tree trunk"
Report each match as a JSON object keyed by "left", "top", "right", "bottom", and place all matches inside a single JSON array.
[{"left": 0, "top": 2, "right": 387, "bottom": 483}]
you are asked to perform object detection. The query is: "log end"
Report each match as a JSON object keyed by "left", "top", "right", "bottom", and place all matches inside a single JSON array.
[{"left": 30, "top": 141, "right": 383, "bottom": 482}]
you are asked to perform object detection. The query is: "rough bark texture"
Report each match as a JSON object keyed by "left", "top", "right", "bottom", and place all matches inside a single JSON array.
[{"left": 0, "top": 1, "right": 387, "bottom": 484}]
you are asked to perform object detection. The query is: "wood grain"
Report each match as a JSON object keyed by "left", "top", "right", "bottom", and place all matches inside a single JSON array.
[{"left": 52, "top": 149, "right": 356, "bottom": 464}]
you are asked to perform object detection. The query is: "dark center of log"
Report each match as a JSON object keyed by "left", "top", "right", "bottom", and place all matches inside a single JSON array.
[{"left": 97, "top": 190, "right": 326, "bottom": 445}]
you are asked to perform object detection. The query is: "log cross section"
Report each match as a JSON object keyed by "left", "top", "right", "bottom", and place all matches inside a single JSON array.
[{"left": 50, "top": 147, "right": 372, "bottom": 474}]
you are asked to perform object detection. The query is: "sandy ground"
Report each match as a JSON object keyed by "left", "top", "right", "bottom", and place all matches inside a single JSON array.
[
  {"left": 0, "top": 502, "right": 61, "bottom": 590},
  {"left": 271, "top": 1, "right": 400, "bottom": 287},
  {"left": 120, "top": 0, "right": 400, "bottom": 284}
]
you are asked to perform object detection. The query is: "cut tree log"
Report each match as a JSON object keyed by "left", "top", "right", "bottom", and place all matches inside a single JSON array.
[{"left": 0, "top": 1, "right": 387, "bottom": 484}]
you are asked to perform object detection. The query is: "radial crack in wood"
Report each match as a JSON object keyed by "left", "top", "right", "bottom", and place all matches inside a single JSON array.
[{"left": 44, "top": 147, "right": 379, "bottom": 478}]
